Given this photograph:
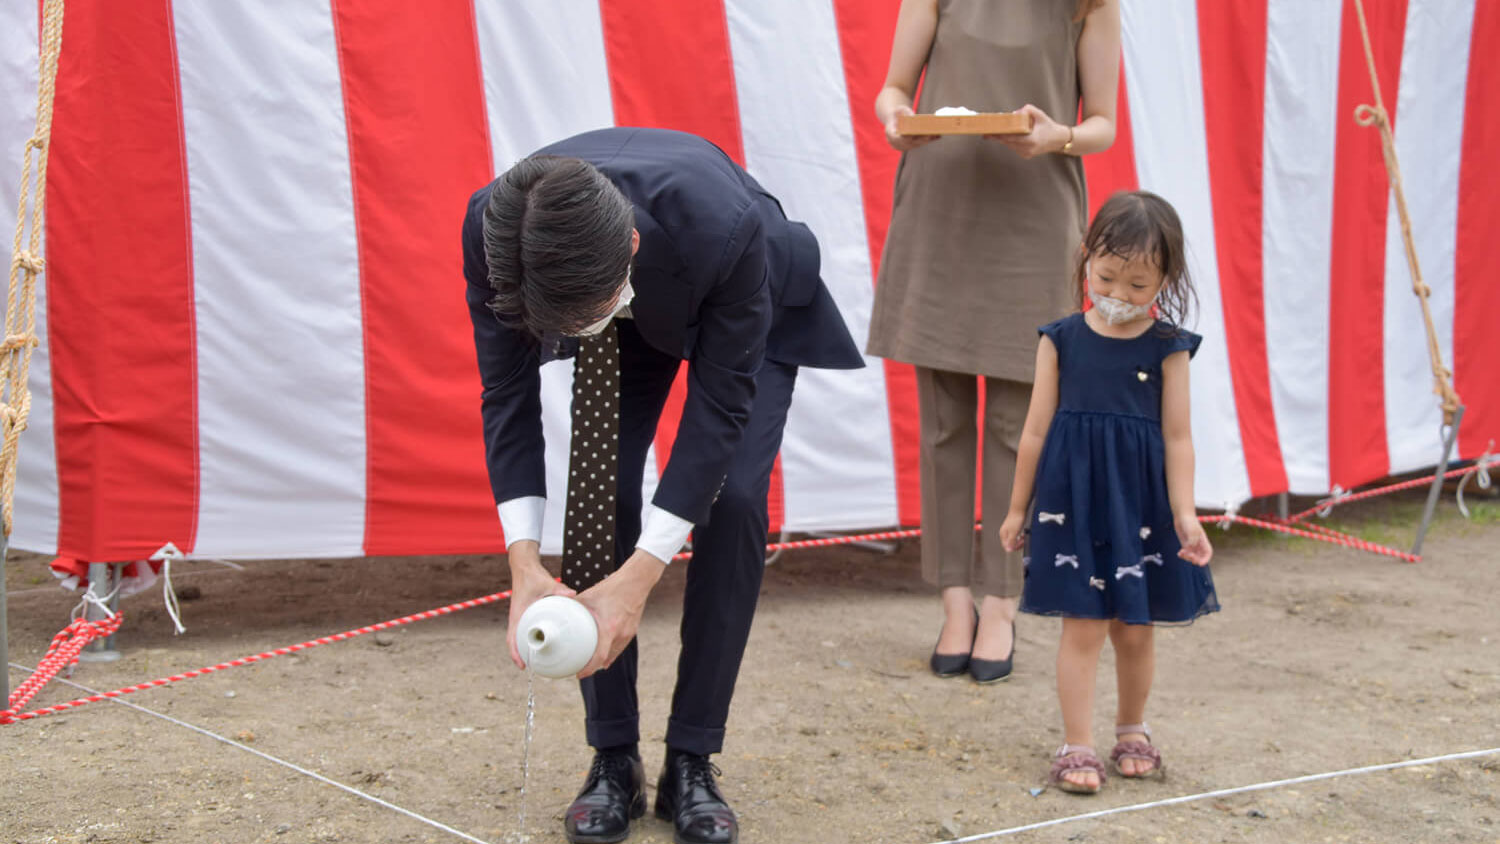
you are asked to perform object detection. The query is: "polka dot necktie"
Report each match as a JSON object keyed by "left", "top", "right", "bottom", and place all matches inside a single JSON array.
[{"left": 561, "top": 319, "right": 620, "bottom": 591}]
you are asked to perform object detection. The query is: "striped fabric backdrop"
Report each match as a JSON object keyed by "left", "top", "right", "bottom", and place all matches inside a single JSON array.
[{"left": 0, "top": 0, "right": 1494, "bottom": 563}]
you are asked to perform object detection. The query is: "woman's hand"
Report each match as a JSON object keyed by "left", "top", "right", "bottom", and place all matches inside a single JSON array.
[
  {"left": 1174, "top": 515, "right": 1214, "bottom": 566},
  {"left": 998, "top": 511, "right": 1028, "bottom": 553},
  {"left": 883, "top": 103, "right": 940, "bottom": 152},
  {"left": 991, "top": 104, "right": 1070, "bottom": 159}
]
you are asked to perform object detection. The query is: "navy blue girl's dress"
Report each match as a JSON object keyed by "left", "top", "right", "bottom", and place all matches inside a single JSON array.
[{"left": 1019, "top": 313, "right": 1220, "bottom": 625}]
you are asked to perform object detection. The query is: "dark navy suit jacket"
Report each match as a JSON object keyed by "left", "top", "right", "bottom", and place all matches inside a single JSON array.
[{"left": 462, "top": 128, "right": 862, "bottom": 526}]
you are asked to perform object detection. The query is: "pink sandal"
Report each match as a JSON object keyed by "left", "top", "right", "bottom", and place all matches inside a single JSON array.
[
  {"left": 1049, "top": 744, "right": 1107, "bottom": 794},
  {"left": 1110, "top": 723, "right": 1165, "bottom": 779}
]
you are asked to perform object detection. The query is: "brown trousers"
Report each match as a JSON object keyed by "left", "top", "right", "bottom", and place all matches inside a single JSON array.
[{"left": 916, "top": 367, "right": 1031, "bottom": 598}]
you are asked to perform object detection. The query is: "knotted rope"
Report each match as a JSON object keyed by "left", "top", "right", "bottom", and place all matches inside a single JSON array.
[
  {"left": 3, "top": 0, "right": 65, "bottom": 537},
  {"left": 3, "top": 612, "right": 122, "bottom": 723},
  {"left": 1350, "top": 0, "right": 1462, "bottom": 425}
]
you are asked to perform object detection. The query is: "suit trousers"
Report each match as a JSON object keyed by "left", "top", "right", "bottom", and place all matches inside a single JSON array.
[
  {"left": 579, "top": 318, "right": 797, "bottom": 757},
  {"left": 915, "top": 366, "right": 1031, "bottom": 599}
]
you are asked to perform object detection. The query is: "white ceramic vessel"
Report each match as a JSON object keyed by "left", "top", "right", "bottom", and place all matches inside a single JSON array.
[{"left": 516, "top": 595, "right": 599, "bottom": 678}]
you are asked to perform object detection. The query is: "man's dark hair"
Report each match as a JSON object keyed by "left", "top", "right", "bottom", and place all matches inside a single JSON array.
[{"left": 482, "top": 155, "right": 634, "bottom": 338}]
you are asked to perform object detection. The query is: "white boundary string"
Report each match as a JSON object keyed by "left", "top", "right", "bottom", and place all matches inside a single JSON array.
[
  {"left": 12, "top": 666, "right": 1496, "bottom": 844},
  {"left": 9, "top": 663, "right": 495, "bottom": 844},
  {"left": 928, "top": 746, "right": 1500, "bottom": 843}
]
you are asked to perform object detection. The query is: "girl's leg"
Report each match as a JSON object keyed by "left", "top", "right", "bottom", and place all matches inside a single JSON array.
[
  {"left": 1109, "top": 620, "right": 1157, "bottom": 776},
  {"left": 915, "top": 366, "right": 981, "bottom": 655},
  {"left": 1057, "top": 618, "right": 1110, "bottom": 789}
]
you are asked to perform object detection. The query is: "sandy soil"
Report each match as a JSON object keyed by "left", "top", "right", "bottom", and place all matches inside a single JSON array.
[{"left": 3, "top": 486, "right": 1499, "bottom": 844}]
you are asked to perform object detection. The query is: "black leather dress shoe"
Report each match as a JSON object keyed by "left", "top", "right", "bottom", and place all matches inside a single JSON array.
[
  {"left": 564, "top": 750, "right": 646, "bottom": 844},
  {"left": 929, "top": 606, "right": 978, "bottom": 677},
  {"left": 654, "top": 749, "right": 738, "bottom": 844},
  {"left": 969, "top": 621, "right": 1015, "bottom": 684}
]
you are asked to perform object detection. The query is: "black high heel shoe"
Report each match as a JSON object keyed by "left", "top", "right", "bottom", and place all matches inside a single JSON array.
[
  {"left": 969, "top": 621, "right": 1016, "bottom": 684},
  {"left": 929, "top": 607, "right": 978, "bottom": 677}
]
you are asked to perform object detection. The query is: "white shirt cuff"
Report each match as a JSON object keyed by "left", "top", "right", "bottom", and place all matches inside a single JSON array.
[
  {"left": 636, "top": 505, "right": 693, "bottom": 564},
  {"left": 497, "top": 496, "right": 546, "bottom": 550}
]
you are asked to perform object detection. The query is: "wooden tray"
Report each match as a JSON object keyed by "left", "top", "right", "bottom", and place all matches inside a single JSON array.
[{"left": 897, "top": 112, "right": 1032, "bottom": 136}]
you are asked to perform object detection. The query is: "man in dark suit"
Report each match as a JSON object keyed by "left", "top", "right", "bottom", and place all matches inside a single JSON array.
[{"left": 462, "top": 127, "right": 862, "bottom": 844}]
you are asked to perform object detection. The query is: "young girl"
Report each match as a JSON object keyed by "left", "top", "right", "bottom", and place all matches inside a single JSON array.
[{"left": 999, "top": 190, "right": 1219, "bottom": 794}]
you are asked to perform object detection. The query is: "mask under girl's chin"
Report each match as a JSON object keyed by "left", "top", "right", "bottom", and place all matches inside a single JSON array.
[{"left": 1088, "top": 289, "right": 1154, "bottom": 325}]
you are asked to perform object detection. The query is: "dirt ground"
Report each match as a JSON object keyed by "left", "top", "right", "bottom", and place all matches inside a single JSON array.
[{"left": 3, "top": 486, "right": 1499, "bottom": 844}]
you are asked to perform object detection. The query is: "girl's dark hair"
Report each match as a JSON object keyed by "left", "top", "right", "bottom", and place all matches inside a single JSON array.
[
  {"left": 1072, "top": 190, "right": 1197, "bottom": 328},
  {"left": 482, "top": 155, "right": 634, "bottom": 338}
]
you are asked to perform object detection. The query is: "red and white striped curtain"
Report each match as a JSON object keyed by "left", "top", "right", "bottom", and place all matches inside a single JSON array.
[{"left": 1, "top": 1, "right": 1494, "bottom": 563}]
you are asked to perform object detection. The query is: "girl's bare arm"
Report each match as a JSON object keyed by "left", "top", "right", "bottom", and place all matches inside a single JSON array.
[{"left": 1162, "top": 349, "right": 1212, "bottom": 564}]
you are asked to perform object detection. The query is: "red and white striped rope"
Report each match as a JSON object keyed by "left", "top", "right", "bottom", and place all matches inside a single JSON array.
[
  {"left": 670, "top": 527, "right": 928, "bottom": 561},
  {"left": 2, "top": 590, "right": 512, "bottom": 724},
  {"left": 4, "top": 614, "right": 123, "bottom": 717},
  {"left": 1206, "top": 514, "right": 1419, "bottom": 562},
  {"left": 12, "top": 470, "right": 1472, "bottom": 726},
  {"left": 1285, "top": 463, "right": 1486, "bottom": 524}
]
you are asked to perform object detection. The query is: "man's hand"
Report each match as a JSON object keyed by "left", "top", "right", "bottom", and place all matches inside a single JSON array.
[
  {"left": 575, "top": 548, "right": 667, "bottom": 678},
  {"left": 504, "top": 540, "right": 576, "bottom": 670}
]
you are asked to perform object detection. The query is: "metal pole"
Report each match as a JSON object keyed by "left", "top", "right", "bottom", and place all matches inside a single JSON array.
[
  {"left": 1276, "top": 492, "right": 1290, "bottom": 522},
  {"left": 79, "top": 562, "right": 120, "bottom": 662},
  {"left": 1412, "top": 405, "right": 1465, "bottom": 558},
  {"left": 2, "top": 531, "right": 10, "bottom": 705}
]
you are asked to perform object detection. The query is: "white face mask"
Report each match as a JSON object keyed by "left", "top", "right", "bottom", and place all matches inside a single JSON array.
[
  {"left": 1086, "top": 260, "right": 1158, "bottom": 325},
  {"left": 571, "top": 276, "right": 634, "bottom": 337},
  {"left": 1088, "top": 288, "right": 1155, "bottom": 325}
]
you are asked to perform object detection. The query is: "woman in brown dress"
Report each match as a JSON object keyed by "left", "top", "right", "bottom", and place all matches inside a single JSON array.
[{"left": 870, "top": 0, "right": 1120, "bottom": 682}]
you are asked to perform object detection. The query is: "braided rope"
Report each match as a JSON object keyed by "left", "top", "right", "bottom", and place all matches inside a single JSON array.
[
  {"left": 1350, "top": 0, "right": 1461, "bottom": 424},
  {"left": 3, "top": 612, "right": 121, "bottom": 717},
  {"left": 8, "top": 477, "right": 1475, "bottom": 727},
  {"left": 1211, "top": 514, "right": 1419, "bottom": 563},
  {"left": 1, "top": 589, "right": 512, "bottom": 724},
  {"left": 671, "top": 527, "right": 927, "bottom": 561},
  {"left": 14, "top": 444, "right": 1488, "bottom": 726},
  {"left": 1285, "top": 463, "right": 1486, "bottom": 525},
  {"left": 2, "top": 0, "right": 64, "bottom": 537}
]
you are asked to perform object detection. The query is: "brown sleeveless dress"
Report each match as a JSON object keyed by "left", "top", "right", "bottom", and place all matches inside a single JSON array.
[{"left": 867, "top": 0, "right": 1087, "bottom": 382}]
